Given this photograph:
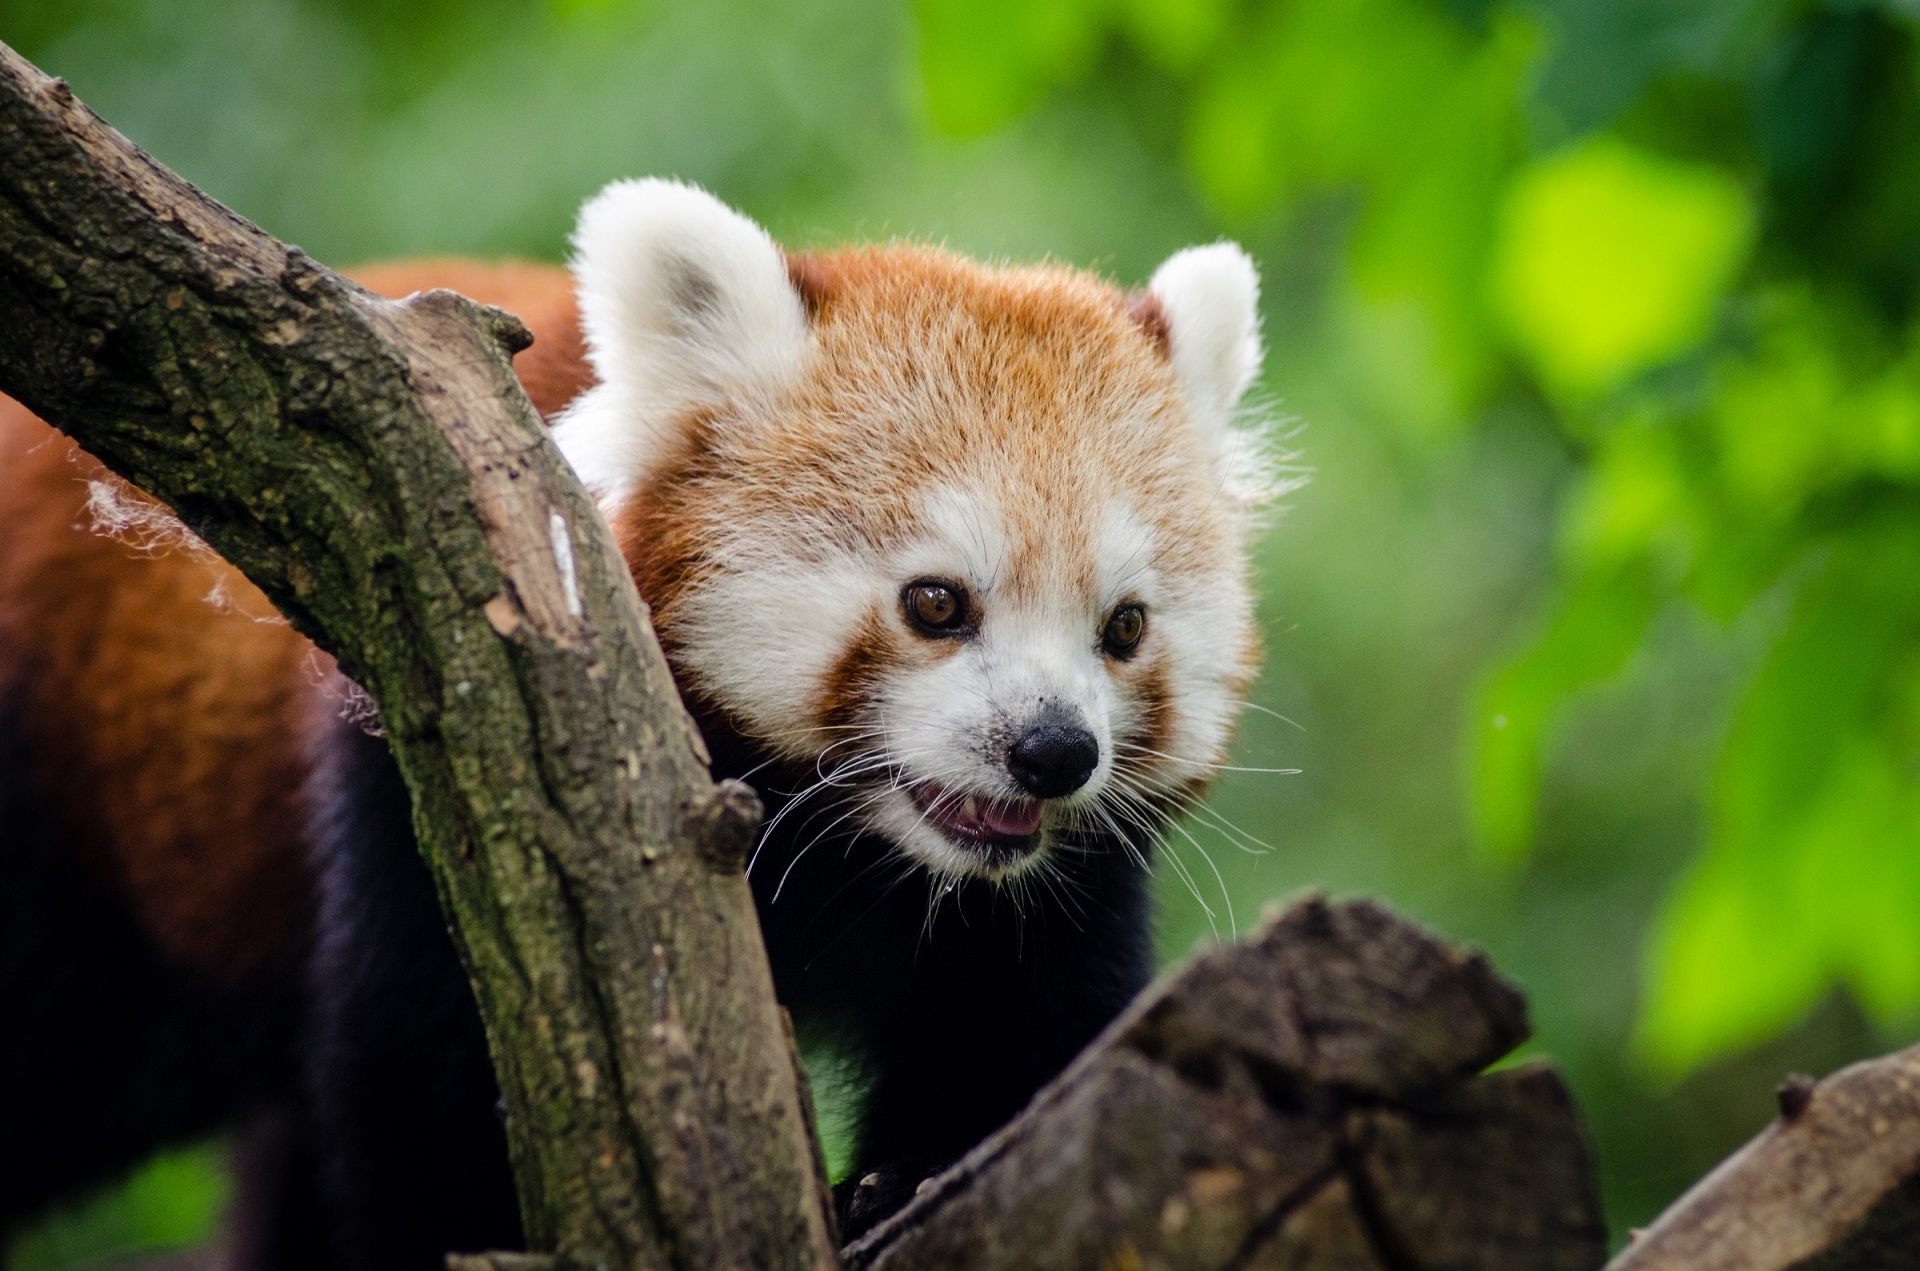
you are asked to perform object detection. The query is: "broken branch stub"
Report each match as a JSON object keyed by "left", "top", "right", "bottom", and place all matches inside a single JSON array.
[{"left": 846, "top": 896, "right": 1609, "bottom": 1271}]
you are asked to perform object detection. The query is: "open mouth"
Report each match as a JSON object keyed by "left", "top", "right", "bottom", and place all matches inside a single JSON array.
[{"left": 909, "top": 782, "right": 1044, "bottom": 855}]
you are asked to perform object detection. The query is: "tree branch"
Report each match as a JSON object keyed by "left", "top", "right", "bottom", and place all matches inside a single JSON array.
[
  {"left": 1607, "top": 1045, "right": 1920, "bottom": 1271},
  {"left": 0, "top": 41, "right": 836, "bottom": 1271}
]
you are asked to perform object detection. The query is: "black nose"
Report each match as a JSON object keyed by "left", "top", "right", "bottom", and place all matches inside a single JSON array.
[{"left": 1007, "top": 724, "right": 1099, "bottom": 799}]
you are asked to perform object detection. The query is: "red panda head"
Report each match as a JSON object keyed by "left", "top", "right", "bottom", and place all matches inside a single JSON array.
[{"left": 557, "top": 179, "right": 1274, "bottom": 882}]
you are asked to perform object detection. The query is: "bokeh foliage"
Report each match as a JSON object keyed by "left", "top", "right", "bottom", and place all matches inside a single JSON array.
[{"left": 3, "top": 0, "right": 1917, "bottom": 1260}]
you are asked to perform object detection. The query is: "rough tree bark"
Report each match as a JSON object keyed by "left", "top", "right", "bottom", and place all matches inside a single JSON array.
[
  {"left": 1606, "top": 1044, "right": 1920, "bottom": 1271},
  {"left": 0, "top": 39, "right": 836, "bottom": 1271}
]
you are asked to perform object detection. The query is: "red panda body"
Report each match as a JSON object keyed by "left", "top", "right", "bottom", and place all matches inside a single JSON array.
[{"left": 1, "top": 183, "right": 1271, "bottom": 1265}]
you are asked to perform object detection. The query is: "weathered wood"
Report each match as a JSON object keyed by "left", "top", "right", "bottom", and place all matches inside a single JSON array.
[
  {"left": 1607, "top": 1044, "right": 1920, "bottom": 1271},
  {"left": 0, "top": 40, "right": 837, "bottom": 1271},
  {"left": 1352, "top": 1066, "right": 1604, "bottom": 1269},
  {"left": 844, "top": 897, "right": 1609, "bottom": 1271}
]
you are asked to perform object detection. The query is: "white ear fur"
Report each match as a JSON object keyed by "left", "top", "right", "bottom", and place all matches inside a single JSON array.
[
  {"left": 554, "top": 178, "right": 810, "bottom": 509},
  {"left": 1148, "top": 242, "right": 1263, "bottom": 429}
]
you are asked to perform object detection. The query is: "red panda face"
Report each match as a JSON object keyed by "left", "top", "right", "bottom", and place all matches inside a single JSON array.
[{"left": 558, "top": 181, "right": 1276, "bottom": 882}]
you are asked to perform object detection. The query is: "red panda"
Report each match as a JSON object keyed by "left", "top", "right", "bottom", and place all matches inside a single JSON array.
[{"left": 0, "top": 180, "right": 1269, "bottom": 1265}]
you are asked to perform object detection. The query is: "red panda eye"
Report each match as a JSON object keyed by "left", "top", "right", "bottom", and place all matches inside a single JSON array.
[
  {"left": 904, "top": 581, "right": 968, "bottom": 635},
  {"left": 1102, "top": 605, "right": 1145, "bottom": 658}
]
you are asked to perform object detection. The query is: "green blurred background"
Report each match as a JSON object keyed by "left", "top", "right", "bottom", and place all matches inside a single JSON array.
[{"left": 6, "top": 0, "right": 1919, "bottom": 1263}]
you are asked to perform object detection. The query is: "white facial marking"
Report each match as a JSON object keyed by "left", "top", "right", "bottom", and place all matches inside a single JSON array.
[
  {"left": 670, "top": 474, "right": 1256, "bottom": 884},
  {"left": 674, "top": 527, "right": 881, "bottom": 747}
]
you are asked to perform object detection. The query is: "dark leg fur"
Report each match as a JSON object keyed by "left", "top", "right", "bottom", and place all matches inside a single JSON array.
[
  {"left": 0, "top": 700, "right": 305, "bottom": 1244},
  {"left": 302, "top": 722, "right": 522, "bottom": 1270},
  {"left": 226, "top": 1109, "right": 333, "bottom": 1271}
]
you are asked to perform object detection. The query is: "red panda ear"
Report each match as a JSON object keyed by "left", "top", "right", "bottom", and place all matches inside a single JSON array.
[
  {"left": 1148, "top": 242, "right": 1282, "bottom": 509},
  {"left": 1146, "top": 242, "right": 1263, "bottom": 429},
  {"left": 555, "top": 178, "right": 811, "bottom": 509},
  {"left": 785, "top": 252, "right": 840, "bottom": 323},
  {"left": 1122, "top": 290, "right": 1173, "bottom": 357}
]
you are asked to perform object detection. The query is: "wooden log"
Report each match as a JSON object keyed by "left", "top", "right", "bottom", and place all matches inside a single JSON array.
[
  {"left": 844, "top": 897, "right": 1609, "bottom": 1271},
  {"left": 1606, "top": 1044, "right": 1920, "bottom": 1271}
]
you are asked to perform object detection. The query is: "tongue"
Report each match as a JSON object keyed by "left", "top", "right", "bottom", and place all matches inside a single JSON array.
[{"left": 980, "top": 798, "right": 1043, "bottom": 837}]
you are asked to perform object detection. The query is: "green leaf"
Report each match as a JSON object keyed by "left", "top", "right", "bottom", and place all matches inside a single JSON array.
[
  {"left": 1181, "top": 1, "right": 1532, "bottom": 413},
  {"left": 9, "top": 1144, "right": 228, "bottom": 1271},
  {"left": 1469, "top": 563, "right": 1659, "bottom": 860},
  {"left": 1489, "top": 135, "right": 1754, "bottom": 400},
  {"left": 1707, "top": 293, "right": 1920, "bottom": 514},
  {"left": 1182, "top": 0, "right": 1468, "bottom": 223},
  {"left": 1561, "top": 410, "right": 1696, "bottom": 571},
  {"left": 1113, "top": 0, "right": 1233, "bottom": 74},
  {"left": 1345, "top": 11, "right": 1536, "bottom": 414},
  {"left": 1638, "top": 734, "right": 1920, "bottom": 1076},
  {"left": 912, "top": 0, "right": 1108, "bottom": 137},
  {"left": 1637, "top": 523, "right": 1920, "bottom": 1076}
]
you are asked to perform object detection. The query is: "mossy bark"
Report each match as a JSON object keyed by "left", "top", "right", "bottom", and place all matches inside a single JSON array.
[{"left": 0, "top": 40, "right": 837, "bottom": 1271}]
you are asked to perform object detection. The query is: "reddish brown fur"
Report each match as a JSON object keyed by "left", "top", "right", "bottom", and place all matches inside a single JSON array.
[
  {"left": 622, "top": 246, "right": 1208, "bottom": 599},
  {"left": 1123, "top": 661, "right": 1177, "bottom": 760},
  {"left": 0, "top": 400, "right": 317, "bottom": 976},
  {"left": 0, "top": 260, "right": 590, "bottom": 977}
]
